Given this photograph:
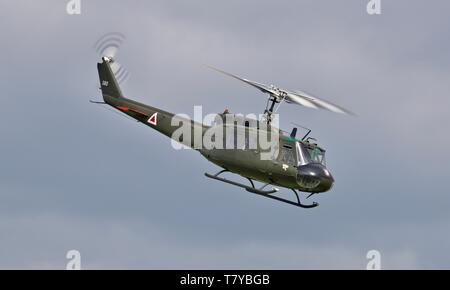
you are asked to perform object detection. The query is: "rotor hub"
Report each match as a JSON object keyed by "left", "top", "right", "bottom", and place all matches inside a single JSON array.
[{"left": 102, "top": 56, "right": 115, "bottom": 63}]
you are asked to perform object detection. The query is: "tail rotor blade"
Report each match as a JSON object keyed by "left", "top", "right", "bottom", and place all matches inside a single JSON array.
[
  {"left": 102, "top": 46, "right": 119, "bottom": 59},
  {"left": 94, "top": 32, "right": 130, "bottom": 85}
]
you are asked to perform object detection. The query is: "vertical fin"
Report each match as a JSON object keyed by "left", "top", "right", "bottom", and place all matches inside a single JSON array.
[{"left": 97, "top": 57, "right": 123, "bottom": 99}]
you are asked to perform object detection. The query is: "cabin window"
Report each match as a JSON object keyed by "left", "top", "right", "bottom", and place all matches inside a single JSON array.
[
  {"left": 244, "top": 129, "right": 258, "bottom": 150},
  {"left": 279, "top": 144, "right": 296, "bottom": 165}
]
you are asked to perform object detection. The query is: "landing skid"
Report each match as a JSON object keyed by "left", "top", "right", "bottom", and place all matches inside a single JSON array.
[{"left": 204, "top": 170, "right": 319, "bottom": 209}]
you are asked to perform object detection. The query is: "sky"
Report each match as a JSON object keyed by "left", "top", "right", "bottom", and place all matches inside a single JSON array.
[{"left": 0, "top": 0, "right": 449, "bottom": 269}]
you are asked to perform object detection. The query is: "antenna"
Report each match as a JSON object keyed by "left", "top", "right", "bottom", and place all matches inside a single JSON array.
[
  {"left": 290, "top": 122, "right": 312, "bottom": 140},
  {"left": 290, "top": 127, "right": 297, "bottom": 138}
]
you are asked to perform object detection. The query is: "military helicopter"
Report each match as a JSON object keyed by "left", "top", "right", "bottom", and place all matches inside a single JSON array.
[{"left": 94, "top": 56, "right": 353, "bottom": 209}]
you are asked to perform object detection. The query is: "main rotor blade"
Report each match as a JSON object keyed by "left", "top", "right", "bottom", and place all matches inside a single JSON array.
[
  {"left": 284, "top": 91, "right": 319, "bottom": 109},
  {"left": 206, "top": 65, "right": 279, "bottom": 97},
  {"left": 207, "top": 65, "right": 355, "bottom": 115},
  {"left": 290, "top": 90, "right": 355, "bottom": 115}
]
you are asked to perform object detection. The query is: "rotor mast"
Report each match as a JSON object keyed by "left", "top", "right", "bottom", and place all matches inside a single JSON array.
[
  {"left": 262, "top": 95, "right": 278, "bottom": 124},
  {"left": 263, "top": 87, "right": 288, "bottom": 124}
]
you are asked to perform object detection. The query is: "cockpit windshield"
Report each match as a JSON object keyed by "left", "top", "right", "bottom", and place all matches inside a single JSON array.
[{"left": 297, "top": 143, "right": 326, "bottom": 166}]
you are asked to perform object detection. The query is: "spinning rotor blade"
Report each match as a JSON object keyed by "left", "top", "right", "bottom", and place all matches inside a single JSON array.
[
  {"left": 208, "top": 65, "right": 354, "bottom": 115},
  {"left": 283, "top": 90, "right": 318, "bottom": 109},
  {"left": 94, "top": 32, "right": 130, "bottom": 84},
  {"left": 287, "top": 90, "right": 355, "bottom": 115},
  {"left": 206, "top": 66, "right": 279, "bottom": 97},
  {"left": 102, "top": 46, "right": 119, "bottom": 59}
]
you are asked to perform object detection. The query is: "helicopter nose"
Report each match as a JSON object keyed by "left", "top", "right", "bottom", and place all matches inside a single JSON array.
[{"left": 297, "top": 163, "right": 334, "bottom": 193}]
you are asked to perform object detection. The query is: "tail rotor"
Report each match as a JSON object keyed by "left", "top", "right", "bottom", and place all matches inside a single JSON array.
[{"left": 94, "top": 32, "right": 130, "bottom": 85}]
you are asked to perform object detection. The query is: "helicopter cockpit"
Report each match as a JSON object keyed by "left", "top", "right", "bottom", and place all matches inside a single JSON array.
[
  {"left": 280, "top": 128, "right": 327, "bottom": 167},
  {"left": 297, "top": 142, "right": 326, "bottom": 166}
]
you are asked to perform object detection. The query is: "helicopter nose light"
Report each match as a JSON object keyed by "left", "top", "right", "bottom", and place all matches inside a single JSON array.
[{"left": 297, "top": 163, "right": 334, "bottom": 192}]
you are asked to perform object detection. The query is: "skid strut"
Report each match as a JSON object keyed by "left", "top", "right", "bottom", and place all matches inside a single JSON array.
[{"left": 204, "top": 170, "right": 319, "bottom": 209}]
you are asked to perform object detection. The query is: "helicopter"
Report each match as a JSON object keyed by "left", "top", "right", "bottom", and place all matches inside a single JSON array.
[{"left": 94, "top": 56, "right": 353, "bottom": 209}]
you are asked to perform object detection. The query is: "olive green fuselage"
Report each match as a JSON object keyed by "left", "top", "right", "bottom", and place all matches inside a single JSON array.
[{"left": 103, "top": 94, "right": 306, "bottom": 190}]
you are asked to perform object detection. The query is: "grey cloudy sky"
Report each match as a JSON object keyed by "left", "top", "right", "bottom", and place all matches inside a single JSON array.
[{"left": 0, "top": 0, "right": 449, "bottom": 269}]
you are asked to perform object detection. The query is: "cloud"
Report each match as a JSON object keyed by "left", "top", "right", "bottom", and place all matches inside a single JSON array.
[
  {"left": 0, "top": 0, "right": 449, "bottom": 269},
  {"left": 0, "top": 213, "right": 420, "bottom": 269}
]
